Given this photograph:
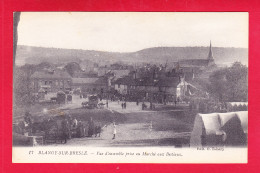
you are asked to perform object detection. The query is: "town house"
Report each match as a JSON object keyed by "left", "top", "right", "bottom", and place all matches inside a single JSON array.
[{"left": 30, "top": 69, "right": 72, "bottom": 93}]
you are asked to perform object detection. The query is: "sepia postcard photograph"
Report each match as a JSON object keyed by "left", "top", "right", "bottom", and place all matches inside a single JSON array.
[{"left": 12, "top": 12, "right": 248, "bottom": 163}]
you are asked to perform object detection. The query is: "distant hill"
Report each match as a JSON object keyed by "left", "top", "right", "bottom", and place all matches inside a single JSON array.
[{"left": 16, "top": 45, "right": 248, "bottom": 66}]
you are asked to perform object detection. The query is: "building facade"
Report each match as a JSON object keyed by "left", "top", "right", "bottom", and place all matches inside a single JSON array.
[
  {"left": 30, "top": 69, "right": 72, "bottom": 93},
  {"left": 71, "top": 76, "right": 109, "bottom": 94},
  {"left": 114, "top": 73, "right": 182, "bottom": 103}
]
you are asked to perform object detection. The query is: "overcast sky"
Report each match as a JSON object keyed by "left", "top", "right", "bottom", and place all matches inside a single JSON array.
[{"left": 17, "top": 12, "right": 248, "bottom": 52}]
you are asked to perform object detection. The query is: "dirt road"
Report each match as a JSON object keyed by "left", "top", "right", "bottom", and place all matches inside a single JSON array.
[
  {"left": 50, "top": 105, "right": 192, "bottom": 147},
  {"left": 15, "top": 96, "right": 193, "bottom": 147}
]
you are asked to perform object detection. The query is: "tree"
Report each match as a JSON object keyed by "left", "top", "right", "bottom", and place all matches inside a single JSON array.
[
  {"left": 209, "top": 68, "right": 228, "bottom": 101},
  {"left": 225, "top": 62, "right": 248, "bottom": 101},
  {"left": 13, "top": 66, "right": 32, "bottom": 105},
  {"left": 209, "top": 62, "right": 248, "bottom": 102},
  {"left": 13, "top": 62, "right": 53, "bottom": 105},
  {"left": 64, "top": 62, "right": 82, "bottom": 77}
]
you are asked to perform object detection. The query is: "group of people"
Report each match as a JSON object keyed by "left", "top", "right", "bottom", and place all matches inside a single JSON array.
[
  {"left": 86, "top": 117, "right": 117, "bottom": 140},
  {"left": 46, "top": 115, "right": 103, "bottom": 144},
  {"left": 59, "top": 115, "right": 83, "bottom": 143},
  {"left": 121, "top": 102, "right": 127, "bottom": 109},
  {"left": 40, "top": 115, "right": 103, "bottom": 144},
  {"left": 17, "top": 109, "right": 121, "bottom": 146},
  {"left": 87, "top": 117, "right": 102, "bottom": 138}
]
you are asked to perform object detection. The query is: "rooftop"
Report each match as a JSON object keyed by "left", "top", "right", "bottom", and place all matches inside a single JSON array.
[
  {"left": 114, "top": 76, "right": 180, "bottom": 87},
  {"left": 31, "top": 69, "right": 71, "bottom": 79},
  {"left": 72, "top": 77, "right": 99, "bottom": 84}
]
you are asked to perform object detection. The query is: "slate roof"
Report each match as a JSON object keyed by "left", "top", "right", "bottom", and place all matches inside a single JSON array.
[
  {"left": 31, "top": 70, "right": 71, "bottom": 79},
  {"left": 113, "top": 76, "right": 135, "bottom": 85},
  {"left": 94, "top": 76, "right": 109, "bottom": 85},
  {"left": 156, "top": 77, "right": 180, "bottom": 87},
  {"left": 72, "top": 78, "right": 99, "bottom": 84},
  {"left": 179, "top": 59, "right": 210, "bottom": 67},
  {"left": 72, "top": 77, "right": 108, "bottom": 86},
  {"left": 114, "top": 76, "right": 180, "bottom": 87}
]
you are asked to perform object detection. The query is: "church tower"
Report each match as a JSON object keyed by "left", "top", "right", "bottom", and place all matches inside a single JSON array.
[{"left": 207, "top": 41, "right": 215, "bottom": 66}]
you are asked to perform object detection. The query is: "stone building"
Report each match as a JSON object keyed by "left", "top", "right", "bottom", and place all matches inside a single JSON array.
[
  {"left": 113, "top": 72, "right": 182, "bottom": 103},
  {"left": 30, "top": 69, "right": 72, "bottom": 93},
  {"left": 71, "top": 77, "right": 108, "bottom": 94}
]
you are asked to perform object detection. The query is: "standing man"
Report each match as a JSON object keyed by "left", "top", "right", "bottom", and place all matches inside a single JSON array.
[
  {"left": 88, "top": 117, "right": 95, "bottom": 137},
  {"left": 67, "top": 115, "right": 73, "bottom": 139},
  {"left": 112, "top": 122, "right": 116, "bottom": 140},
  {"left": 61, "top": 116, "right": 69, "bottom": 144},
  {"left": 72, "top": 117, "right": 78, "bottom": 128},
  {"left": 24, "top": 112, "right": 33, "bottom": 133},
  {"left": 150, "top": 101, "right": 153, "bottom": 110}
]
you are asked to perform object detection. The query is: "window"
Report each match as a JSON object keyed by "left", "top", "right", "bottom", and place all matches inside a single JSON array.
[{"left": 45, "top": 81, "right": 47, "bottom": 85}]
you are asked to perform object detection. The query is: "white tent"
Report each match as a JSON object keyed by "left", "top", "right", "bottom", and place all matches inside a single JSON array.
[
  {"left": 227, "top": 102, "right": 248, "bottom": 111},
  {"left": 228, "top": 102, "right": 248, "bottom": 107},
  {"left": 190, "top": 111, "right": 248, "bottom": 147},
  {"left": 236, "top": 111, "right": 248, "bottom": 134}
]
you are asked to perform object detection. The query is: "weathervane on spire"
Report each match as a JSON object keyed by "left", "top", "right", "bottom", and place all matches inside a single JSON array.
[
  {"left": 207, "top": 40, "right": 216, "bottom": 66},
  {"left": 208, "top": 40, "right": 214, "bottom": 60}
]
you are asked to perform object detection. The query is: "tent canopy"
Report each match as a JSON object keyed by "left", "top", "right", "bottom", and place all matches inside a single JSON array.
[
  {"left": 228, "top": 102, "right": 248, "bottom": 106},
  {"left": 200, "top": 113, "right": 220, "bottom": 135},
  {"left": 190, "top": 111, "right": 248, "bottom": 147}
]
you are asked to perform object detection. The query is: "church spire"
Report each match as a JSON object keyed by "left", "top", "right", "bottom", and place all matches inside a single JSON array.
[{"left": 208, "top": 41, "right": 214, "bottom": 60}]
